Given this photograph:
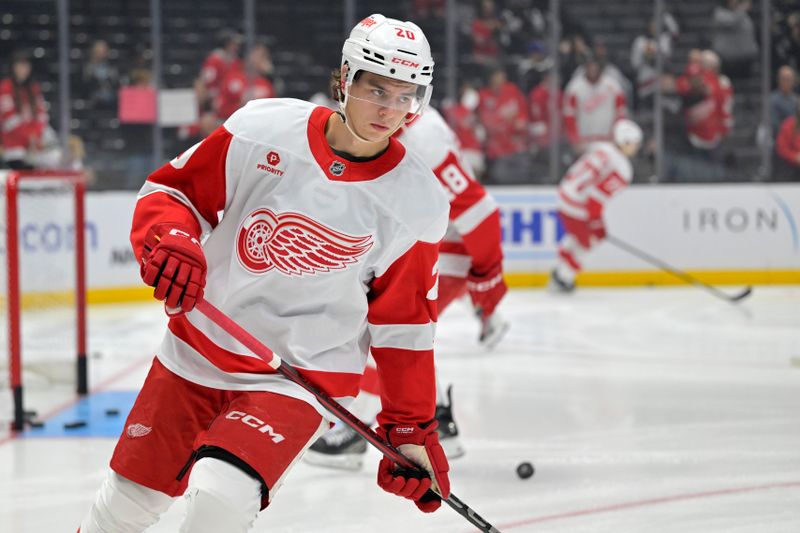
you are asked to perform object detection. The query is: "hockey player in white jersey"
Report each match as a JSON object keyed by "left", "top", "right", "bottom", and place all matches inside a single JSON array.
[
  {"left": 304, "top": 106, "right": 508, "bottom": 469},
  {"left": 550, "top": 119, "right": 643, "bottom": 291},
  {"left": 78, "top": 15, "right": 451, "bottom": 533}
]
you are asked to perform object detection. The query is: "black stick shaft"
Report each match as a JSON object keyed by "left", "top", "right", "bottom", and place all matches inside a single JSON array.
[
  {"left": 605, "top": 234, "right": 751, "bottom": 303},
  {"left": 196, "top": 299, "right": 502, "bottom": 533}
]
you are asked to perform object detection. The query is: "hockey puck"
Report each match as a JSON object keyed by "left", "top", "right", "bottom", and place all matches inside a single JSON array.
[
  {"left": 516, "top": 461, "right": 534, "bottom": 479},
  {"left": 63, "top": 420, "right": 87, "bottom": 430},
  {"left": 105, "top": 408, "right": 120, "bottom": 416},
  {"left": 27, "top": 420, "right": 44, "bottom": 429}
]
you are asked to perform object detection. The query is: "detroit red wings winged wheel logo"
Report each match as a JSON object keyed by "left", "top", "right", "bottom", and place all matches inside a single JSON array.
[{"left": 236, "top": 208, "right": 374, "bottom": 275}]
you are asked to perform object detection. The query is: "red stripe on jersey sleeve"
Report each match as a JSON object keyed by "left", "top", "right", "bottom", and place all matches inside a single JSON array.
[
  {"left": 146, "top": 125, "right": 231, "bottom": 228},
  {"left": 433, "top": 151, "right": 486, "bottom": 220},
  {"left": 129, "top": 125, "right": 232, "bottom": 262},
  {"left": 368, "top": 240, "right": 440, "bottom": 426}
]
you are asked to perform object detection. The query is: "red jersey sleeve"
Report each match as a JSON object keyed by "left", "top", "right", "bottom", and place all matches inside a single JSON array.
[
  {"left": 130, "top": 125, "right": 231, "bottom": 262},
  {"left": 368, "top": 240, "right": 440, "bottom": 427},
  {"left": 433, "top": 151, "right": 503, "bottom": 273},
  {"left": 777, "top": 117, "right": 800, "bottom": 164}
]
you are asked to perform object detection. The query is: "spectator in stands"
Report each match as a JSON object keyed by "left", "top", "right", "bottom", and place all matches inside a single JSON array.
[
  {"left": 771, "top": 65, "right": 798, "bottom": 136},
  {"left": 0, "top": 50, "right": 51, "bottom": 169},
  {"left": 197, "top": 29, "right": 243, "bottom": 112},
  {"left": 563, "top": 55, "right": 627, "bottom": 154},
  {"left": 496, "top": 0, "right": 534, "bottom": 56},
  {"left": 471, "top": 0, "right": 502, "bottom": 66},
  {"left": 413, "top": 0, "right": 446, "bottom": 19},
  {"left": 589, "top": 39, "right": 633, "bottom": 105},
  {"left": 775, "top": 99, "right": 800, "bottom": 180},
  {"left": 517, "top": 40, "right": 552, "bottom": 93},
  {"left": 558, "top": 35, "right": 591, "bottom": 90},
  {"left": 675, "top": 59, "right": 728, "bottom": 152},
  {"left": 443, "top": 81, "right": 486, "bottom": 179},
  {"left": 528, "top": 67, "right": 563, "bottom": 181},
  {"left": 711, "top": 0, "right": 759, "bottom": 79},
  {"left": 772, "top": 12, "right": 800, "bottom": 77},
  {"left": 478, "top": 66, "right": 530, "bottom": 184},
  {"left": 702, "top": 50, "right": 734, "bottom": 142},
  {"left": 81, "top": 39, "right": 118, "bottom": 111},
  {"left": 215, "top": 41, "right": 276, "bottom": 121},
  {"left": 630, "top": 14, "right": 680, "bottom": 111},
  {"left": 667, "top": 57, "right": 728, "bottom": 181}
]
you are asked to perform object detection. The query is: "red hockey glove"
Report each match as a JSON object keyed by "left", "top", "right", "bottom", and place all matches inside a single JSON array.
[
  {"left": 141, "top": 223, "right": 206, "bottom": 313},
  {"left": 376, "top": 421, "right": 450, "bottom": 513},
  {"left": 466, "top": 262, "right": 507, "bottom": 318},
  {"left": 588, "top": 217, "right": 606, "bottom": 241}
]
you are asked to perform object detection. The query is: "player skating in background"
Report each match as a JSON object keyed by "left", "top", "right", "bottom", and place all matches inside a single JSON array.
[
  {"left": 305, "top": 106, "right": 508, "bottom": 470},
  {"left": 79, "top": 14, "right": 452, "bottom": 533},
  {"left": 550, "top": 119, "right": 643, "bottom": 292}
]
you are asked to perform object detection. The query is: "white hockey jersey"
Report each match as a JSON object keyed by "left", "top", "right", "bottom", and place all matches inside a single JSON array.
[
  {"left": 396, "top": 108, "right": 502, "bottom": 278},
  {"left": 131, "top": 99, "right": 449, "bottom": 426},
  {"left": 563, "top": 73, "right": 627, "bottom": 145},
  {"left": 557, "top": 141, "right": 632, "bottom": 220}
]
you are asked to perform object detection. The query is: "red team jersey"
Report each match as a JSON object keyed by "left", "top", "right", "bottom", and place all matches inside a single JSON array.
[
  {"left": 477, "top": 81, "right": 529, "bottom": 159},
  {"left": 442, "top": 103, "right": 483, "bottom": 152},
  {"left": 130, "top": 98, "right": 449, "bottom": 428},
  {"left": 215, "top": 66, "right": 275, "bottom": 120},
  {"left": 0, "top": 79, "right": 49, "bottom": 161},
  {"left": 528, "top": 83, "right": 563, "bottom": 147},
  {"left": 396, "top": 108, "right": 503, "bottom": 279},
  {"left": 557, "top": 141, "right": 633, "bottom": 222},
  {"left": 200, "top": 50, "right": 243, "bottom": 100},
  {"left": 777, "top": 116, "right": 800, "bottom": 165},
  {"left": 675, "top": 66, "right": 731, "bottom": 149}
]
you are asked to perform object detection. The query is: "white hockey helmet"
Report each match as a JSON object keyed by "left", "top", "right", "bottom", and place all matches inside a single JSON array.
[
  {"left": 613, "top": 119, "right": 643, "bottom": 148},
  {"left": 340, "top": 14, "right": 434, "bottom": 116}
]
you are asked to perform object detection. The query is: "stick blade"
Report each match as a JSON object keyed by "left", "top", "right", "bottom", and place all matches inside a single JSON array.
[{"left": 730, "top": 286, "right": 753, "bottom": 302}]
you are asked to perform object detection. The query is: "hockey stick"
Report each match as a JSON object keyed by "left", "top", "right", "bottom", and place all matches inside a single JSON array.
[
  {"left": 194, "top": 298, "right": 502, "bottom": 533},
  {"left": 605, "top": 234, "right": 752, "bottom": 303}
]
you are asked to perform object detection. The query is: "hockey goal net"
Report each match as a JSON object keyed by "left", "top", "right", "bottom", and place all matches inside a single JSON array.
[{"left": 0, "top": 170, "right": 87, "bottom": 431}]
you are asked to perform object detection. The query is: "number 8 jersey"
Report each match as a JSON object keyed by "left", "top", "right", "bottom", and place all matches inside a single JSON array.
[{"left": 395, "top": 107, "right": 503, "bottom": 279}]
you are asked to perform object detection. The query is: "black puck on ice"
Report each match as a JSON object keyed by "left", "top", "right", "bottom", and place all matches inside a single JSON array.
[
  {"left": 105, "top": 408, "right": 120, "bottom": 416},
  {"left": 516, "top": 461, "right": 534, "bottom": 479},
  {"left": 63, "top": 420, "right": 87, "bottom": 430},
  {"left": 28, "top": 420, "right": 45, "bottom": 429}
]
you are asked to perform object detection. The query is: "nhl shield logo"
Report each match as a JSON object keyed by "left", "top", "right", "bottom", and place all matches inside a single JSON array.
[{"left": 329, "top": 160, "right": 346, "bottom": 176}]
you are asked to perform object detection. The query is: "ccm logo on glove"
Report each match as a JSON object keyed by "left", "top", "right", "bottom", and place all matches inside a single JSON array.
[
  {"left": 376, "top": 421, "right": 451, "bottom": 513},
  {"left": 141, "top": 223, "right": 207, "bottom": 313}
]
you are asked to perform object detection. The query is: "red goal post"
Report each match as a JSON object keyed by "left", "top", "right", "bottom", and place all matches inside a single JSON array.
[{"left": 2, "top": 170, "right": 88, "bottom": 431}]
